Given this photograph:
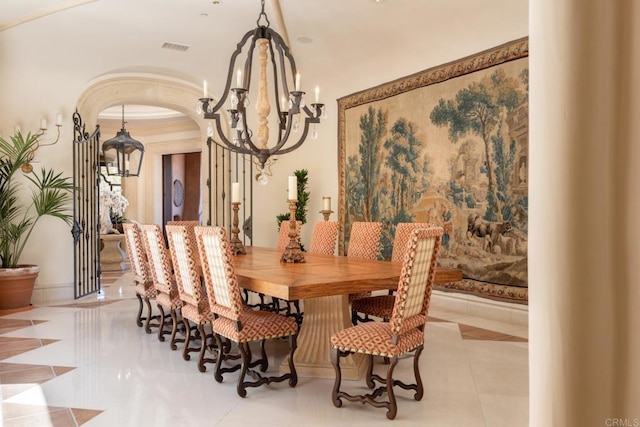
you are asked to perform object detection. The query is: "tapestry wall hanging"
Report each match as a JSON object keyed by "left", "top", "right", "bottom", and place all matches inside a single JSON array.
[{"left": 338, "top": 37, "right": 529, "bottom": 303}]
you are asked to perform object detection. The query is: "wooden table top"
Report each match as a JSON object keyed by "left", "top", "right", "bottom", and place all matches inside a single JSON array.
[{"left": 232, "top": 246, "right": 462, "bottom": 301}]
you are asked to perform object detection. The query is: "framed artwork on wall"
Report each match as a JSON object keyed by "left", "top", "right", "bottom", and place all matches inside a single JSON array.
[{"left": 338, "top": 37, "right": 529, "bottom": 303}]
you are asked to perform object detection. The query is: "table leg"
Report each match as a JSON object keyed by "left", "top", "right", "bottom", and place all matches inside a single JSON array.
[{"left": 280, "top": 294, "right": 365, "bottom": 380}]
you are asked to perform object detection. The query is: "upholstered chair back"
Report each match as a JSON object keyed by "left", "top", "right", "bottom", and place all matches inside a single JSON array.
[
  {"left": 309, "top": 221, "right": 340, "bottom": 255},
  {"left": 165, "top": 224, "right": 205, "bottom": 308},
  {"left": 167, "top": 220, "right": 199, "bottom": 258},
  {"left": 141, "top": 224, "right": 175, "bottom": 297},
  {"left": 347, "top": 222, "right": 383, "bottom": 260},
  {"left": 122, "top": 223, "right": 151, "bottom": 284},
  {"left": 389, "top": 227, "right": 443, "bottom": 341},
  {"left": 390, "top": 222, "right": 432, "bottom": 262},
  {"left": 195, "top": 226, "right": 244, "bottom": 323}
]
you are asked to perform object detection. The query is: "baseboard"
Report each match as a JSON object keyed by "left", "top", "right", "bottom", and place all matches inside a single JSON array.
[
  {"left": 31, "top": 284, "right": 75, "bottom": 305},
  {"left": 430, "top": 290, "right": 528, "bottom": 326}
]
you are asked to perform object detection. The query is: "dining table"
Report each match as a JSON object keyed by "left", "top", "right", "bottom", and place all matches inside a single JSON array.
[{"left": 232, "top": 246, "right": 463, "bottom": 380}]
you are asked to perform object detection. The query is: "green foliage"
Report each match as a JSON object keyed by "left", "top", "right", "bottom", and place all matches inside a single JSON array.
[
  {"left": 276, "top": 169, "right": 310, "bottom": 228},
  {"left": 358, "top": 107, "right": 387, "bottom": 222},
  {"left": 491, "top": 123, "right": 517, "bottom": 222},
  {"left": 0, "top": 130, "right": 74, "bottom": 268},
  {"left": 383, "top": 117, "right": 428, "bottom": 218},
  {"left": 345, "top": 108, "right": 429, "bottom": 259},
  {"left": 430, "top": 68, "right": 526, "bottom": 221}
]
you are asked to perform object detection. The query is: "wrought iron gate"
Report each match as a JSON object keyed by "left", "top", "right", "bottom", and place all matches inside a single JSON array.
[
  {"left": 207, "top": 138, "right": 254, "bottom": 243},
  {"left": 71, "top": 110, "right": 101, "bottom": 299}
]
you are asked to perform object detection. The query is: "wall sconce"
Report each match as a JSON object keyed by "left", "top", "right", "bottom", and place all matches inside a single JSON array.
[
  {"left": 38, "top": 113, "right": 63, "bottom": 147},
  {"left": 20, "top": 113, "right": 63, "bottom": 173}
]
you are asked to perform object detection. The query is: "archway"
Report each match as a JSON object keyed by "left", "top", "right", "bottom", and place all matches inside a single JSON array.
[{"left": 76, "top": 75, "right": 211, "bottom": 225}]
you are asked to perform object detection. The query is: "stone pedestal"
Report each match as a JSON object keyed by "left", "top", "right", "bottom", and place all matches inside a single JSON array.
[{"left": 100, "top": 234, "right": 126, "bottom": 272}]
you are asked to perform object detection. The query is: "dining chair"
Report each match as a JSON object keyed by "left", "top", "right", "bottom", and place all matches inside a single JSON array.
[
  {"left": 351, "top": 222, "right": 432, "bottom": 324},
  {"left": 166, "top": 220, "right": 199, "bottom": 257},
  {"left": 195, "top": 226, "right": 299, "bottom": 397},
  {"left": 346, "top": 221, "right": 384, "bottom": 308},
  {"left": 140, "top": 224, "right": 184, "bottom": 348},
  {"left": 122, "top": 223, "right": 159, "bottom": 333},
  {"left": 166, "top": 224, "right": 221, "bottom": 372},
  {"left": 331, "top": 226, "right": 443, "bottom": 420},
  {"left": 309, "top": 221, "right": 340, "bottom": 255}
]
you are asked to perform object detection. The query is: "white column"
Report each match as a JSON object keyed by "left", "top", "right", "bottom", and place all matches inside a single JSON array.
[{"left": 530, "top": 1, "right": 640, "bottom": 425}]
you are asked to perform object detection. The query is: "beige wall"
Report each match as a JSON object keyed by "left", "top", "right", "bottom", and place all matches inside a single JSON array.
[{"left": 0, "top": 7, "right": 527, "bottom": 302}]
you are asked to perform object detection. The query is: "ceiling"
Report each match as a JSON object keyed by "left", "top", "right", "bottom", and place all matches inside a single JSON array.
[{"left": 0, "top": 0, "right": 528, "bottom": 121}]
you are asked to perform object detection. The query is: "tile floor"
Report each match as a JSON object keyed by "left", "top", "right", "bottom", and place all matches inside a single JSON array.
[{"left": 1, "top": 271, "right": 528, "bottom": 426}]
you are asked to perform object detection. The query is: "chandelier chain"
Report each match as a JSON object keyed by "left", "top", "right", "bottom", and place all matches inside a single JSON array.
[{"left": 257, "top": 0, "right": 270, "bottom": 27}]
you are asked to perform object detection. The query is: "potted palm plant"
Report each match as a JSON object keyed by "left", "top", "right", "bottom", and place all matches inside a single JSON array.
[{"left": 0, "top": 130, "right": 74, "bottom": 311}]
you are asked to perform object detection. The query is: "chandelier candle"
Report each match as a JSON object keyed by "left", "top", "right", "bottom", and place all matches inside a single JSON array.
[{"left": 198, "top": 0, "right": 324, "bottom": 177}]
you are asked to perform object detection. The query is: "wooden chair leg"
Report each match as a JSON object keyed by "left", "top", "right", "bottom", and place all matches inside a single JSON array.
[
  {"left": 331, "top": 347, "right": 343, "bottom": 408},
  {"left": 197, "top": 323, "right": 209, "bottom": 373},
  {"left": 135, "top": 293, "right": 144, "bottom": 327},
  {"left": 213, "top": 333, "right": 225, "bottom": 383},
  {"left": 365, "top": 354, "right": 375, "bottom": 389},
  {"left": 169, "top": 308, "right": 183, "bottom": 351},
  {"left": 144, "top": 297, "right": 154, "bottom": 334},
  {"left": 157, "top": 304, "right": 167, "bottom": 342},
  {"left": 413, "top": 345, "right": 424, "bottom": 401},
  {"left": 288, "top": 334, "right": 298, "bottom": 387},
  {"left": 236, "top": 342, "right": 250, "bottom": 398},
  {"left": 182, "top": 318, "right": 193, "bottom": 361},
  {"left": 385, "top": 358, "right": 399, "bottom": 420}
]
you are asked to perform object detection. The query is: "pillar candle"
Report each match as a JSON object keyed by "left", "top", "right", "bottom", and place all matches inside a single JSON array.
[
  {"left": 236, "top": 70, "right": 242, "bottom": 88},
  {"left": 56, "top": 113, "right": 63, "bottom": 126},
  {"left": 323, "top": 196, "right": 331, "bottom": 211},
  {"left": 40, "top": 118, "right": 47, "bottom": 130},
  {"left": 231, "top": 182, "right": 240, "bottom": 203},
  {"left": 288, "top": 175, "right": 297, "bottom": 200},
  {"left": 295, "top": 73, "right": 301, "bottom": 91}
]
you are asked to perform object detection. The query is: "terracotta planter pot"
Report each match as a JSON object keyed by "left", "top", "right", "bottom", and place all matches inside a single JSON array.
[{"left": 0, "top": 265, "right": 39, "bottom": 310}]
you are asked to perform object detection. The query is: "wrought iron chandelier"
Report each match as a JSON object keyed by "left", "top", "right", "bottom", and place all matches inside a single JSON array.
[
  {"left": 102, "top": 105, "right": 145, "bottom": 177},
  {"left": 199, "top": 0, "right": 324, "bottom": 182}
]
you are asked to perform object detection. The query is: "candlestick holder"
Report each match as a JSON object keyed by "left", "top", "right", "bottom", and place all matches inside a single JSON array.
[
  {"left": 230, "top": 202, "right": 246, "bottom": 255},
  {"left": 281, "top": 199, "right": 305, "bottom": 263},
  {"left": 319, "top": 209, "right": 334, "bottom": 221}
]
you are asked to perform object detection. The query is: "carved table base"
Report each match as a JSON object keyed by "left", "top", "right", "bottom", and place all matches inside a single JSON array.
[{"left": 280, "top": 294, "right": 365, "bottom": 380}]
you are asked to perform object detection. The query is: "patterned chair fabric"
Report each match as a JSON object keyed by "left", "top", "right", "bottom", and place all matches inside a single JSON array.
[
  {"left": 309, "top": 221, "right": 340, "bottom": 255},
  {"left": 141, "top": 224, "right": 184, "bottom": 346},
  {"left": 330, "top": 226, "right": 443, "bottom": 420},
  {"left": 347, "top": 222, "right": 383, "bottom": 303},
  {"left": 390, "top": 222, "right": 433, "bottom": 262},
  {"left": 195, "top": 226, "right": 299, "bottom": 397},
  {"left": 122, "top": 223, "right": 158, "bottom": 333},
  {"left": 166, "top": 221, "right": 199, "bottom": 261},
  {"left": 351, "top": 222, "right": 434, "bottom": 323},
  {"left": 276, "top": 220, "right": 302, "bottom": 251},
  {"left": 347, "top": 221, "right": 383, "bottom": 260},
  {"left": 166, "top": 224, "right": 216, "bottom": 371}
]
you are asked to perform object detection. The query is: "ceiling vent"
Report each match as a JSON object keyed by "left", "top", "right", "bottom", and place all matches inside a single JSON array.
[{"left": 162, "top": 42, "right": 190, "bottom": 52}]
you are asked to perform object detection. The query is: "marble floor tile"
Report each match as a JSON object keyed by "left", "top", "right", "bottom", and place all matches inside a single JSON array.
[{"left": 1, "top": 275, "right": 529, "bottom": 426}]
